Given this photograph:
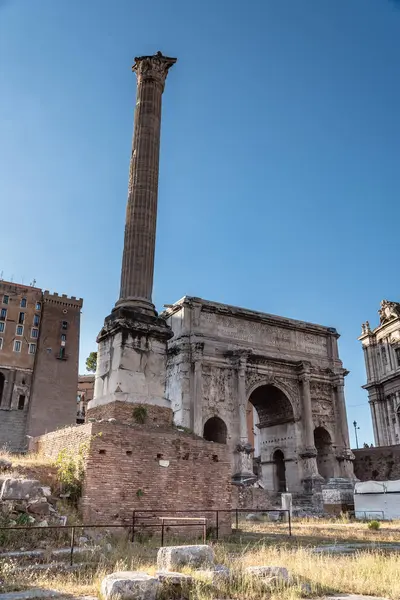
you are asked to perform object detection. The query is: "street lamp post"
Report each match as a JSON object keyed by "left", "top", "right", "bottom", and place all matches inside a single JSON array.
[{"left": 353, "top": 420, "right": 360, "bottom": 449}]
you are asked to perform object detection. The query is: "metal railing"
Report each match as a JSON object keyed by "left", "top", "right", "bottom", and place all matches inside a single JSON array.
[
  {"left": 132, "top": 508, "right": 291, "bottom": 542},
  {"left": 0, "top": 508, "right": 291, "bottom": 566}
]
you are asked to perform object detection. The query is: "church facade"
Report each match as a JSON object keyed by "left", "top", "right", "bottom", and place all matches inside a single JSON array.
[
  {"left": 360, "top": 300, "right": 400, "bottom": 447},
  {"left": 163, "top": 296, "right": 354, "bottom": 493}
]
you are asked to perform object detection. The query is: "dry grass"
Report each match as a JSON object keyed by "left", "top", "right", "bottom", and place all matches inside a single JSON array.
[
  {"left": 1, "top": 522, "right": 400, "bottom": 599},
  {"left": 0, "top": 450, "right": 57, "bottom": 489},
  {"left": 239, "top": 516, "right": 400, "bottom": 545}
]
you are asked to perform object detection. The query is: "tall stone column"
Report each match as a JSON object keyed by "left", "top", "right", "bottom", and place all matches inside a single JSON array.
[
  {"left": 298, "top": 368, "right": 320, "bottom": 484},
  {"left": 232, "top": 351, "right": 255, "bottom": 485},
  {"left": 116, "top": 51, "right": 177, "bottom": 315},
  {"left": 238, "top": 356, "right": 248, "bottom": 443},
  {"left": 331, "top": 373, "right": 355, "bottom": 480},
  {"left": 333, "top": 377, "right": 351, "bottom": 449},
  {"left": 395, "top": 392, "right": 400, "bottom": 442},
  {"left": 299, "top": 372, "right": 315, "bottom": 450},
  {"left": 88, "top": 52, "right": 176, "bottom": 424},
  {"left": 191, "top": 343, "right": 204, "bottom": 436},
  {"left": 369, "top": 401, "right": 379, "bottom": 446}
]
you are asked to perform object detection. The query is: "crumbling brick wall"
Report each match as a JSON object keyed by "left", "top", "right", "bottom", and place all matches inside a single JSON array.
[
  {"left": 31, "top": 423, "right": 93, "bottom": 459},
  {"left": 82, "top": 422, "right": 232, "bottom": 533},
  {"left": 353, "top": 446, "right": 400, "bottom": 481},
  {"left": 87, "top": 401, "right": 173, "bottom": 427},
  {"left": 31, "top": 420, "right": 232, "bottom": 534}
]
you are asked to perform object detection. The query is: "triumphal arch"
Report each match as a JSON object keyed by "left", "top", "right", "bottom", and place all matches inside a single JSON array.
[{"left": 163, "top": 297, "right": 354, "bottom": 494}]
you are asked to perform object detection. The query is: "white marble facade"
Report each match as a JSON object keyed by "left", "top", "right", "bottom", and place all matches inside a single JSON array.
[
  {"left": 360, "top": 300, "right": 400, "bottom": 447},
  {"left": 162, "top": 297, "right": 354, "bottom": 493}
]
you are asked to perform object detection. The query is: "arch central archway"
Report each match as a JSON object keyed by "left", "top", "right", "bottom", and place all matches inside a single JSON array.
[
  {"left": 203, "top": 416, "right": 227, "bottom": 444},
  {"left": 314, "top": 426, "right": 334, "bottom": 480},
  {"left": 247, "top": 383, "right": 295, "bottom": 491}
]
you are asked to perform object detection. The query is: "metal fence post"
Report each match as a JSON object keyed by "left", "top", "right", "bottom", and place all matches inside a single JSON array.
[
  {"left": 203, "top": 520, "right": 206, "bottom": 544},
  {"left": 216, "top": 510, "right": 219, "bottom": 541},
  {"left": 235, "top": 508, "right": 239, "bottom": 530},
  {"left": 131, "top": 511, "right": 135, "bottom": 543},
  {"left": 70, "top": 526, "right": 75, "bottom": 566},
  {"left": 161, "top": 518, "right": 165, "bottom": 547},
  {"left": 288, "top": 510, "right": 292, "bottom": 537}
]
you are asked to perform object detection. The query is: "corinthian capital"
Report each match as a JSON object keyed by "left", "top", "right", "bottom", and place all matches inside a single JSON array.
[{"left": 133, "top": 51, "right": 177, "bottom": 89}]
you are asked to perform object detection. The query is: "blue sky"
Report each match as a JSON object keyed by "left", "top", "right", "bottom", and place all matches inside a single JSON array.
[{"left": 1, "top": 0, "right": 399, "bottom": 447}]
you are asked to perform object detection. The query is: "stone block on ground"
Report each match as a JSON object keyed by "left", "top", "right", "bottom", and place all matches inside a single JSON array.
[
  {"left": 27, "top": 501, "right": 50, "bottom": 516},
  {"left": 0, "top": 479, "right": 47, "bottom": 501},
  {"left": 194, "top": 564, "right": 230, "bottom": 583},
  {"left": 157, "top": 571, "right": 193, "bottom": 584},
  {"left": 267, "top": 511, "right": 282, "bottom": 522},
  {"left": 157, "top": 545, "right": 215, "bottom": 571},
  {"left": 245, "top": 513, "right": 262, "bottom": 522},
  {"left": 101, "top": 571, "right": 158, "bottom": 600},
  {"left": 245, "top": 566, "right": 289, "bottom": 582}
]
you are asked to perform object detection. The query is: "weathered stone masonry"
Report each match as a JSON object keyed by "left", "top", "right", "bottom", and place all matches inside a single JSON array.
[
  {"left": 353, "top": 445, "right": 400, "bottom": 481},
  {"left": 163, "top": 297, "right": 355, "bottom": 495}
]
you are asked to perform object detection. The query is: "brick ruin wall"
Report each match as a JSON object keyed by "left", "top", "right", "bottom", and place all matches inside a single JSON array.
[
  {"left": 86, "top": 401, "right": 173, "bottom": 427},
  {"left": 84, "top": 422, "right": 232, "bottom": 534},
  {"left": 30, "top": 423, "right": 94, "bottom": 459},
  {"left": 32, "top": 421, "right": 232, "bottom": 535},
  {"left": 354, "top": 446, "right": 400, "bottom": 481}
]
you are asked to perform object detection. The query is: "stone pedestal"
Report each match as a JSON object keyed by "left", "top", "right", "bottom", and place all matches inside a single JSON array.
[
  {"left": 87, "top": 307, "right": 173, "bottom": 422},
  {"left": 232, "top": 443, "right": 256, "bottom": 485},
  {"left": 281, "top": 493, "right": 292, "bottom": 521},
  {"left": 322, "top": 477, "right": 355, "bottom": 515}
]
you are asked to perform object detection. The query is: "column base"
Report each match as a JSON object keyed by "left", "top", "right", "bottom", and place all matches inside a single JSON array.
[
  {"left": 232, "top": 445, "right": 256, "bottom": 486},
  {"left": 114, "top": 297, "right": 157, "bottom": 317},
  {"left": 322, "top": 477, "right": 355, "bottom": 515},
  {"left": 88, "top": 306, "right": 173, "bottom": 424},
  {"left": 302, "top": 474, "right": 325, "bottom": 494}
]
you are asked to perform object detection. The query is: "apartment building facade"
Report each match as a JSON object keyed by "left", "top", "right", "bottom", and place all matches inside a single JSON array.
[{"left": 0, "top": 280, "right": 83, "bottom": 451}]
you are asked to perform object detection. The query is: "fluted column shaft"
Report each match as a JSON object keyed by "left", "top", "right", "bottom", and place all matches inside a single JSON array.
[
  {"left": 117, "top": 52, "right": 176, "bottom": 314},
  {"left": 299, "top": 373, "right": 315, "bottom": 450},
  {"left": 334, "top": 378, "right": 351, "bottom": 449},
  {"left": 238, "top": 358, "right": 248, "bottom": 443}
]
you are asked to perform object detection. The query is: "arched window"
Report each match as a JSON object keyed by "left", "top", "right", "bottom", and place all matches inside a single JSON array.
[{"left": 203, "top": 416, "right": 227, "bottom": 444}]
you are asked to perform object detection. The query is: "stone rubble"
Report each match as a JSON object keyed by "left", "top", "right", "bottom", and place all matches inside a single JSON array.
[
  {"left": 156, "top": 571, "right": 193, "bottom": 584},
  {"left": 157, "top": 544, "right": 215, "bottom": 571},
  {"left": 244, "top": 565, "right": 289, "bottom": 581},
  {"left": 101, "top": 571, "right": 159, "bottom": 600},
  {"left": 0, "top": 478, "right": 65, "bottom": 527},
  {"left": 0, "top": 459, "right": 12, "bottom": 472},
  {"left": 245, "top": 513, "right": 263, "bottom": 522}
]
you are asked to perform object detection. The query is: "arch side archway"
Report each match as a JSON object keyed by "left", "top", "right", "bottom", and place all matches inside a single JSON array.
[
  {"left": 314, "top": 426, "right": 335, "bottom": 480},
  {"left": 203, "top": 416, "right": 227, "bottom": 444}
]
